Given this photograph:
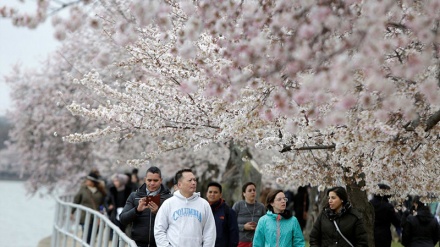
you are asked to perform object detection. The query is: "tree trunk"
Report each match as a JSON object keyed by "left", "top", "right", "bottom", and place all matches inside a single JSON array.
[
  {"left": 303, "top": 186, "right": 322, "bottom": 241},
  {"left": 346, "top": 184, "right": 375, "bottom": 247},
  {"left": 221, "top": 141, "right": 262, "bottom": 206}
]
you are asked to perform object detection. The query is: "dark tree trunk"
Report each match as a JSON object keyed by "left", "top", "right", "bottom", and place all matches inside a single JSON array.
[
  {"left": 346, "top": 184, "right": 375, "bottom": 247},
  {"left": 303, "top": 186, "right": 322, "bottom": 241},
  {"left": 221, "top": 141, "right": 262, "bottom": 206},
  {"left": 196, "top": 161, "right": 220, "bottom": 197}
]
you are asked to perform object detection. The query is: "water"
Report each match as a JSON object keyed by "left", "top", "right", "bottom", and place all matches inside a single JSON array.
[{"left": 0, "top": 180, "right": 55, "bottom": 247}]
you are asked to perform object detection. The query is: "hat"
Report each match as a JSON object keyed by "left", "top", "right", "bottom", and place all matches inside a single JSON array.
[
  {"left": 86, "top": 172, "right": 100, "bottom": 182},
  {"left": 378, "top": 183, "right": 390, "bottom": 190},
  {"left": 111, "top": 173, "right": 128, "bottom": 185}
]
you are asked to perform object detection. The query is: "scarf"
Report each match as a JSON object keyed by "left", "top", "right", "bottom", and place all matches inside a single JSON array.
[{"left": 146, "top": 186, "right": 161, "bottom": 196}]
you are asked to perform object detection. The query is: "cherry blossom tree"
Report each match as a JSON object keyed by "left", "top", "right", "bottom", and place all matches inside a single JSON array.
[
  {"left": 4, "top": 1, "right": 440, "bottom": 245},
  {"left": 56, "top": 1, "right": 439, "bottom": 243},
  {"left": 0, "top": 0, "right": 92, "bottom": 29},
  {"left": 52, "top": 0, "right": 440, "bottom": 198},
  {"left": 3, "top": 5, "right": 235, "bottom": 194}
]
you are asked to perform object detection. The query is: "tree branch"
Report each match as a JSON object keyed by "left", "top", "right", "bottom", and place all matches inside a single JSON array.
[
  {"left": 280, "top": 144, "right": 336, "bottom": 153},
  {"left": 425, "top": 109, "right": 440, "bottom": 131}
]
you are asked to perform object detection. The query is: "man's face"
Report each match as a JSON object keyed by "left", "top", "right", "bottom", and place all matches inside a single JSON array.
[
  {"left": 206, "top": 186, "right": 222, "bottom": 203},
  {"left": 145, "top": 172, "right": 162, "bottom": 192},
  {"left": 178, "top": 171, "right": 197, "bottom": 195}
]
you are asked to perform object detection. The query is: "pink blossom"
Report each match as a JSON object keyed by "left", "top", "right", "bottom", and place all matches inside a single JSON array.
[
  {"left": 260, "top": 108, "right": 275, "bottom": 122},
  {"left": 180, "top": 77, "right": 198, "bottom": 94},
  {"left": 419, "top": 78, "right": 440, "bottom": 105},
  {"left": 336, "top": 96, "right": 357, "bottom": 110},
  {"left": 293, "top": 91, "right": 310, "bottom": 105},
  {"left": 298, "top": 23, "right": 315, "bottom": 40}
]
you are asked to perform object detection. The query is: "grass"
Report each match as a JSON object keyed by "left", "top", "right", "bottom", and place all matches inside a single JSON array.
[
  {"left": 391, "top": 241, "right": 439, "bottom": 247},
  {"left": 303, "top": 241, "right": 438, "bottom": 247}
]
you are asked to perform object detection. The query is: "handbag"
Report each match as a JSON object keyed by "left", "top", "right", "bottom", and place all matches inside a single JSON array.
[{"left": 333, "top": 221, "right": 354, "bottom": 247}]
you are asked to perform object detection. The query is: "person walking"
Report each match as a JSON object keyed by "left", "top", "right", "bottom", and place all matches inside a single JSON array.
[
  {"left": 232, "top": 182, "right": 266, "bottom": 247},
  {"left": 309, "top": 186, "right": 368, "bottom": 247},
  {"left": 119, "top": 166, "right": 172, "bottom": 247},
  {"left": 253, "top": 189, "right": 305, "bottom": 247},
  {"left": 293, "top": 186, "right": 309, "bottom": 231},
  {"left": 107, "top": 173, "right": 132, "bottom": 233},
  {"left": 72, "top": 172, "right": 107, "bottom": 244},
  {"left": 206, "top": 181, "right": 239, "bottom": 247},
  {"left": 369, "top": 184, "right": 401, "bottom": 247},
  {"left": 130, "top": 168, "right": 141, "bottom": 191},
  {"left": 401, "top": 197, "right": 440, "bottom": 247},
  {"left": 154, "top": 168, "right": 216, "bottom": 247}
]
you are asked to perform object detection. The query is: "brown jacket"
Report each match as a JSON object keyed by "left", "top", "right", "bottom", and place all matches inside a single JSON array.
[{"left": 73, "top": 185, "right": 106, "bottom": 224}]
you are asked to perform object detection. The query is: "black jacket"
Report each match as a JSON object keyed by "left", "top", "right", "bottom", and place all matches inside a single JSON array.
[
  {"left": 119, "top": 183, "right": 172, "bottom": 246},
  {"left": 370, "top": 195, "right": 401, "bottom": 247},
  {"left": 402, "top": 209, "right": 440, "bottom": 247},
  {"left": 107, "top": 184, "right": 133, "bottom": 224},
  {"left": 310, "top": 203, "right": 368, "bottom": 247}
]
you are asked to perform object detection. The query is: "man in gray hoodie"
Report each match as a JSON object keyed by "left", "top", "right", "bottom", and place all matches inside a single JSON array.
[{"left": 154, "top": 168, "right": 216, "bottom": 247}]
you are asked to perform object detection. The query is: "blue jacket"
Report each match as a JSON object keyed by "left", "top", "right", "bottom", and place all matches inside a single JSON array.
[
  {"left": 253, "top": 210, "right": 305, "bottom": 247},
  {"left": 210, "top": 199, "right": 239, "bottom": 247}
]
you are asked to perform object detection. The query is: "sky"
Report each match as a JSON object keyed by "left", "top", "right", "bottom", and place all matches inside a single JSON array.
[{"left": 0, "top": 2, "right": 61, "bottom": 115}]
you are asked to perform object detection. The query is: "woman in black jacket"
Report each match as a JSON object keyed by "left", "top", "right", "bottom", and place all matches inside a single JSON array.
[
  {"left": 309, "top": 186, "right": 368, "bottom": 247},
  {"left": 401, "top": 197, "right": 440, "bottom": 247},
  {"left": 107, "top": 173, "right": 133, "bottom": 232}
]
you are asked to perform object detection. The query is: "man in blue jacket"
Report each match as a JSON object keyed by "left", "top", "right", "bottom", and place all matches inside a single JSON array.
[{"left": 206, "top": 182, "right": 239, "bottom": 247}]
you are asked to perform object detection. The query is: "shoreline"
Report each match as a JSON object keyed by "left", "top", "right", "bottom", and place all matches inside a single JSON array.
[{"left": 37, "top": 236, "right": 51, "bottom": 247}]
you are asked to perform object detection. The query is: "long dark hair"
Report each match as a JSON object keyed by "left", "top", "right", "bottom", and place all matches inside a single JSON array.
[
  {"left": 327, "top": 186, "right": 348, "bottom": 206},
  {"left": 241, "top": 182, "right": 256, "bottom": 200}
]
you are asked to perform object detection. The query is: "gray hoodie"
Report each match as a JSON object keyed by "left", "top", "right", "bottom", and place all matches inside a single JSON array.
[{"left": 154, "top": 190, "right": 216, "bottom": 247}]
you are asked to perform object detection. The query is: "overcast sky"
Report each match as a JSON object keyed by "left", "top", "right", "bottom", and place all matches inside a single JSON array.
[{"left": 0, "top": 3, "right": 61, "bottom": 115}]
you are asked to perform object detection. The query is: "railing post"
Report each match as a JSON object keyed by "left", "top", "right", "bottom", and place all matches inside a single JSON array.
[
  {"left": 89, "top": 214, "right": 99, "bottom": 247},
  {"left": 51, "top": 198, "right": 60, "bottom": 247},
  {"left": 72, "top": 206, "right": 81, "bottom": 247},
  {"left": 52, "top": 194, "right": 137, "bottom": 247}
]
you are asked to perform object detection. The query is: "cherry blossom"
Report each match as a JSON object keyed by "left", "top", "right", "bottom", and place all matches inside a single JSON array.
[{"left": 4, "top": 0, "right": 440, "bottom": 223}]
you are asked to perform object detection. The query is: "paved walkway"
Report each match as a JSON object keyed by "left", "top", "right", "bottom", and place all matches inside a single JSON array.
[
  {"left": 37, "top": 236, "right": 51, "bottom": 247},
  {"left": 37, "top": 234, "right": 117, "bottom": 247}
]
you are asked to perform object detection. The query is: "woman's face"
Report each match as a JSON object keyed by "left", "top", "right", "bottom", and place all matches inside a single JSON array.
[
  {"left": 112, "top": 178, "right": 121, "bottom": 188},
  {"left": 328, "top": 191, "right": 343, "bottom": 212},
  {"left": 85, "top": 179, "right": 95, "bottom": 187},
  {"left": 243, "top": 184, "right": 256, "bottom": 202},
  {"left": 270, "top": 192, "right": 287, "bottom": 213}
]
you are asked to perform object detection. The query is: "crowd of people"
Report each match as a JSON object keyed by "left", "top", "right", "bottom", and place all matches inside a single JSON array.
[{"left": 72, "top": 167, "right": 440, "bottom": 247}]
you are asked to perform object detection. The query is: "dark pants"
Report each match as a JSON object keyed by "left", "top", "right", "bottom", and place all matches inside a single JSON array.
[
  {"left": 81, "top": 223, "right": 94, "bottom": 244},
  {"left": 136, "top": 242, "right": 157, "bottom": 247},
  {"left": 110, "top": 219, "right": 126, "bottom": 240}
]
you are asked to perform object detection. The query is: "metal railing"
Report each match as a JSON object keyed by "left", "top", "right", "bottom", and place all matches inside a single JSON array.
[{"left": 51, "top": 194, "right": 137, "bottom": 247}]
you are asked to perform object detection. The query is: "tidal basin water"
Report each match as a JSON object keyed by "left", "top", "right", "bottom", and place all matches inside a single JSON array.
[{"left": 0, "top": 180, "right": 55, "bottom": 247}]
